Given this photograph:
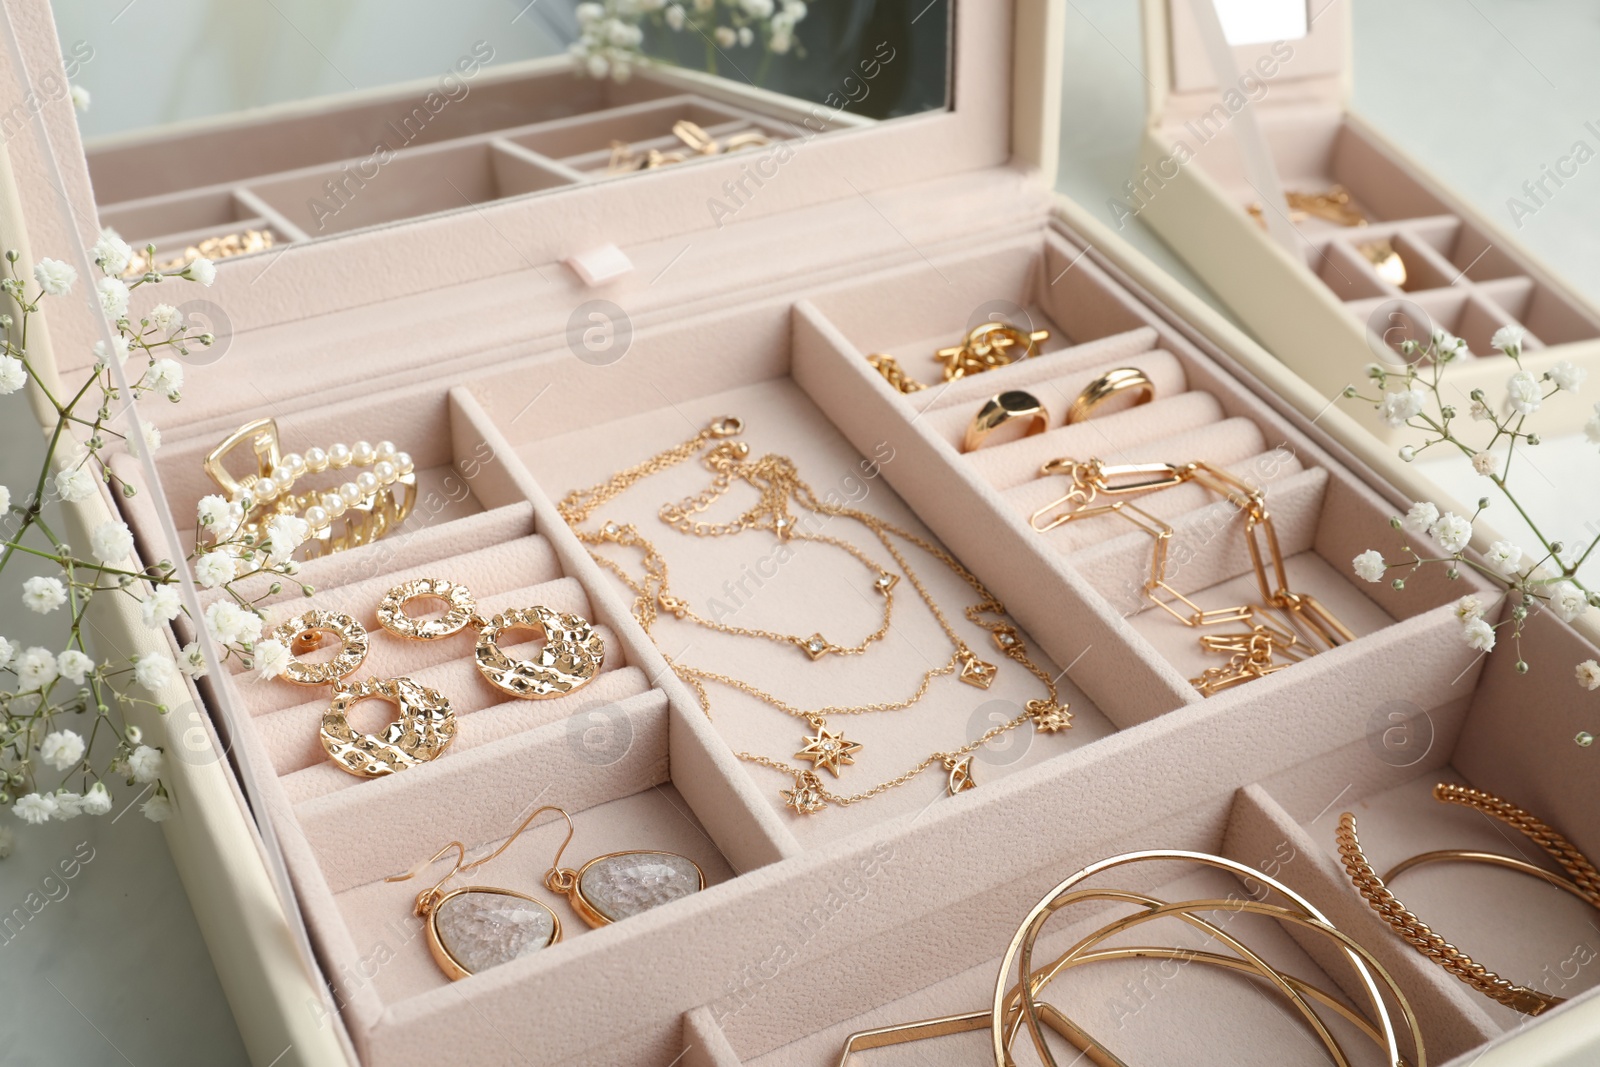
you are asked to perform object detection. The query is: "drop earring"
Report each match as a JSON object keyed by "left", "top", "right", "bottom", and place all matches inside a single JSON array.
[
  {"left": 386, "top": 840, "right": 562, "bottom": 981},
  {"left": 270, "top": 608, "right": 456, "bottom": 777},
  {"left": 376, "top": 578, "right": 605, "bottom": 699},
  {"left": 390, "top": 804, "right": 706, "bottom": 979},
  {"left": 532, "top": 805, "right": 706, "bottom": 928}
]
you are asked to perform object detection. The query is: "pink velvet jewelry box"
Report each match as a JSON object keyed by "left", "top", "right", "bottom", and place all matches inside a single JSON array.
[{"left": 4, "top": 0, "right": 1598, "bottom": 1063}]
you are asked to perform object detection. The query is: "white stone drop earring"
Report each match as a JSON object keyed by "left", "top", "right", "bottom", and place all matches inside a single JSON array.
[
  {"left": 531, "top": 804, "right": 705, "bottom": 929},
  {"left": 388, "top": 804, "right": 705, "bottom": 981}
]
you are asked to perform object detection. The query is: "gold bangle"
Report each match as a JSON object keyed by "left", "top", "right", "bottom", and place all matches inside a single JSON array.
[
  {"left": 1337, "top": 782, "right": 1600, "bottom": 1016},
  {"left": 1063, "top": 366, "right": 1154, "bottom": 424},
  {"left": 838, "top": 849, "right": 1424, "bottom": 1067},
  {"left": 962, "top": 390, "right": 1047, "bottom": 452}
]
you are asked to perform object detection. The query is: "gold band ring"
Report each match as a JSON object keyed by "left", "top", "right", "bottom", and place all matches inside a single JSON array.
[
  {"left": 964, "top": 391, "right": 1048, "bottom": 452},
  {"left": 1064, "top": 367, "right": 1154, "bottom": 425}
]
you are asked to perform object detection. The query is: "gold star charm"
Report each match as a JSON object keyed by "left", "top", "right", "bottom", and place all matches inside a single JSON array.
[
  {"left": 943, "top": 755, "right": 976, "bottom": 795},
  {"left": 795, "top": 723, "right": 862, "bottom": 777},
  {"left": 958, "top": 653, "right": 998, "bottom": 690},
  {"left": 781, "top": 772, "right": 827, "bottom": 815},
  {"left": 1027, "top": 699, "right": 1073, "bottom": 733}
]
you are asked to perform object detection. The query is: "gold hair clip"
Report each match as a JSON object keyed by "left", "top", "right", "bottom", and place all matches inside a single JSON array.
[{"left": 203, "top": 417, "right": 416, "bottom": 559}]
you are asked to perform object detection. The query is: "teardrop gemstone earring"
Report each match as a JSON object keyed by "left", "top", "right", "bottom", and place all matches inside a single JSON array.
[{"left": 385, "top": 840, "right": 562, "bottom": 981}]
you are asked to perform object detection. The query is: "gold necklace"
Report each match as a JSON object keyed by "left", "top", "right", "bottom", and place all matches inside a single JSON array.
[{"left": 558, "top": 417, "right": 1072, "bottom": 815}]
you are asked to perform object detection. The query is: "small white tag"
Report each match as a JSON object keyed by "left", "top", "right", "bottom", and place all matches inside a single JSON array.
[{"left": 565, "top": 245, "right": 634, "bottom": 286}]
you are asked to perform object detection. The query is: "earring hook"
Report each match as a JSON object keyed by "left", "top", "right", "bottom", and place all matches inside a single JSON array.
[
  {"left": 459, "top": 804, "right": 576, "bottom": 881},
  {"left": 385, "top": 840, "right": 468, "bottom": 915}
]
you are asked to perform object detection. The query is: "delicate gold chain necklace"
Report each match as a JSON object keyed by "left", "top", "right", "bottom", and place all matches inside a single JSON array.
[{"left": 558, "top": 417, "right": 1072, "bottom": 815}]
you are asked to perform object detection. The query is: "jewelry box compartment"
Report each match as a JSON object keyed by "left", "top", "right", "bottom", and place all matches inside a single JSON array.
[
  {"left": 111, "top": 385, "right": 787, "bottom": 1060},
  {"left": 787, "top": 227, "right": 1480, "bottom": 714},
  {"left": 1226, "top": 605, "right": 1600, "bottom": 1059},
  {"left": 90, "top": 67, "right": 800, "bottom": 256},
  {"left": 678, "top": 610, "right": 1600, "bottom": 1067},
  {"left": 1159, "top": 108, "right": 1600, "bottom": 365},
  {"left": 458, "top": 313, "right": 1119, "bottom": 851}
]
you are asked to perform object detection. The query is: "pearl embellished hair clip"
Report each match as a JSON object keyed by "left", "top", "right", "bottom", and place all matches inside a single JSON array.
[{"left": 203, "top": 417, "right": 417, "bottom": 558}]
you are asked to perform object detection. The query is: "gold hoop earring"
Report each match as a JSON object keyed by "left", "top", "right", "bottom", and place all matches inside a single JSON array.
[
  {"left": 1338, "top": 782, "right": 1600, "bottom": 1016},
  {"left": 272, "top": 609, "right": 456, "bottom": 778},
  {"left": 376, "top": 578, "right": 605, "bottom": 699},
  {"left": 385, "top": 841, "right": 562, "bottom": 980}
]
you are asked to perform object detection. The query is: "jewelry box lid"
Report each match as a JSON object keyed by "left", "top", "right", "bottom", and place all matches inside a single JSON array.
[
  {"left": 6, "top": 0, "right": 1065, "bottom": 388},
  {"left": 1140, "top": 0, "right": 1350, "bottom": 129}
]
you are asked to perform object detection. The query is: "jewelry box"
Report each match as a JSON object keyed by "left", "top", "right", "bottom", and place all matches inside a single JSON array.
[
  {"left": 1133, "top": 0, "right": 1600, "bottom": 445},
  {"left": 4, "top": 0, "right": 1598, "bottom": 1063}
]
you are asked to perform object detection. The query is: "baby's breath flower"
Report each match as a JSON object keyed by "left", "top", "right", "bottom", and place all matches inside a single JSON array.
[
  {"left": 1491, "top": 324, "right": 1525, "bottom": 357},
  {"left": 178, "top": 642, "right": 208, "bottom": 679},
  {"left": 141, "top": 794, "right": 173, "bottom": 822},
  {"left": 1379, "top": 387, "right": 1426, "bottom": 427},
  {"left": 1400, "top": 501, "right": 1439, "bottom": 536},
  {"left": 1454, "top": 595, "right": 1484, "bottom": 623},
  {"left": 133, "top": 653, "right": 175, "bottom": 693},
  {"left": 1469, "top": 399, "right": 1491, "bottom": 422},
  {"left": 1548, "top": 360, "right": 1586, "bottom": 393},
  {"left": 128, "top": 745, "right": 165, "bottom": 784},
  {"left": 1352, "top": 550, "right": 1386, "bottom": 583},
  {"left": 1430, "top": 512, "right": 1472, "bottom": 554},
  {"left": 1505, "top": 370, "right": 1542, "bottom": 416},
  {"left": 54, "top": 465, "right": 96, "bottom": 503},
  {"left": 90, "top": 230, "right": 133, "bottom": 276},
  {"left": 12, "top": 793, "right": 57, "bottom": 825},
  {"left": 1548, "top": 581, "right": 1588, "bottom": 623},
  {"left": 15, "top": 646, "right": 57, "bottom": 690},
  {"left": 32, "top": 258, "right": 76, "bottom": 296},
  {"left": 148, "top": 303, "right": 183, "bottom": 334},
  {"left": 40, "top": 729, "right": 85, "bottom": 771},
  {"left": 1485, "top": 540, "right": 1523, "bottom": 576},
  {"left": 1471, "top": 451, "right": 1499, "bottom": 477},
  {"left": 1461, "top": 617, "right": 1496, "bottom": 652},
  {"left": 90, "top": 518, "right": 134, "bottom": 563},
  {"left": 183, "top": 256, "right": 216, "bottom": 286},
  {"left": 56, "top": 650, "right": 93, "bottom": 685},
  {"left": 1569, "top": 658, "right": 1600, "bottom": 694},
  {"left": 141, "top": 586, "right": 182, "bottom": 628},
  {"left": 0, "top": 354, "right": 24, "bottom": 395},
  {"left": 21, "top": 575, "right": 67, "bottom": 614},
  {"left": 193, "top": 551, "right": 236, "bottom": 590},
  {"left": 253, "top": 638, "right": 290, "bottom": 681},
  {"left": 96, "top": 275, "right": 130, "bottom": 318},
  {"left": 80, "top": 782, "right": 113, "bottom": 816}
]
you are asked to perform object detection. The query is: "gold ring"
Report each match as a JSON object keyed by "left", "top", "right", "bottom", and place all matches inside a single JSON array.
[
  {"left": 963, "top": 391, "right": 1048, "bottom": 452},
  {"left": 1064, "top": 368, "right": 1154, "bottom": 425},
  {"left": 1357, "top": 238, "right": 1407, "bottom": 288}
]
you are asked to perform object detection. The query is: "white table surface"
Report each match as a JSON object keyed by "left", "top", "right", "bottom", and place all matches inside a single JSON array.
[{"left": 2, "top": 2, "right": 1595, "bottom": 1063}]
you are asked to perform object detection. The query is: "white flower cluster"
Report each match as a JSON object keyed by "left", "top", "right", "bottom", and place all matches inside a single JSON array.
[{"left": 572, "top": 0, "right": 808, "bottom": 82}]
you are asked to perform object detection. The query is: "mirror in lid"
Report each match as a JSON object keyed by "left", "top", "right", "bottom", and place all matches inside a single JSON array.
[{"left": 56, "top": 0, "right": 952, "bottom": 269}]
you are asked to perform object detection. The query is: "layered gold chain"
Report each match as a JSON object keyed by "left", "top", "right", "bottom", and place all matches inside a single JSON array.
[{"left": 558, "top": 417, "right": 1071, "bottom": 815}]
